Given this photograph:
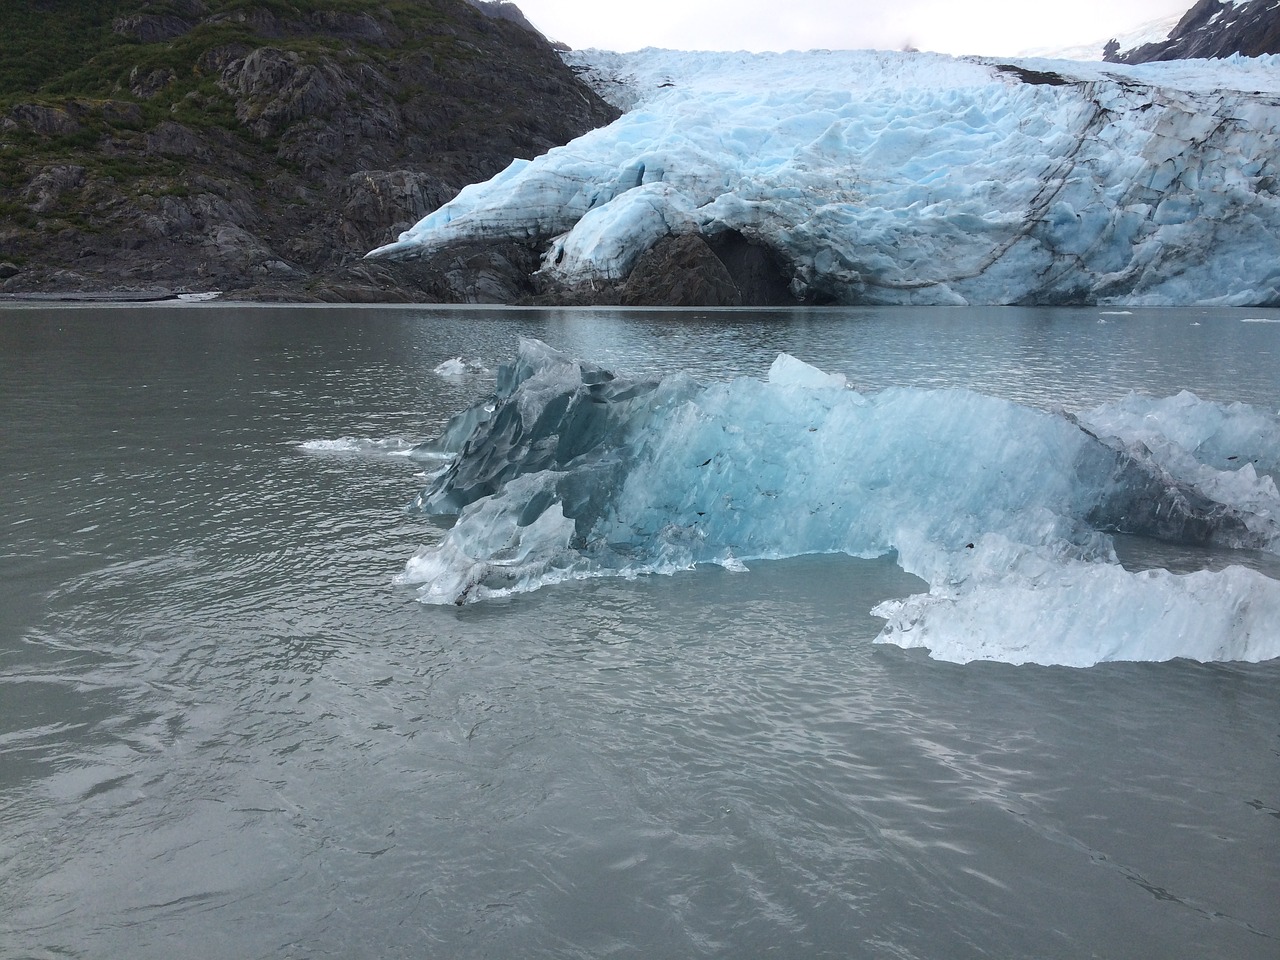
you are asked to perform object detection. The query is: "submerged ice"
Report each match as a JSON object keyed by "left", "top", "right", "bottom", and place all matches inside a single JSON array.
[
  {"left": 368, "top": 49, "right": 1280, "bottom": 306},
  {"left": 401, "top": 340, "right": 1280, "bottom": 666}
]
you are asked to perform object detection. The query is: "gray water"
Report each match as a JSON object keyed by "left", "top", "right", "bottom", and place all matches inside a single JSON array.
[{"left": 2, "top": 303, "right": 1278, "bottom": 959}]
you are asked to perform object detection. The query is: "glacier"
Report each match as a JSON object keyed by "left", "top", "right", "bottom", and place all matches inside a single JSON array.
[
  {"left": 367, "top": 49, "right": 1280, "bottom": 306},
  {"left": 399, "top": 339, "right": 1280, "bottom": 667}
]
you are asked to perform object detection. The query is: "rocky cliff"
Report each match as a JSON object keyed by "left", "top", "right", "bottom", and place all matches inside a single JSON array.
[
  {"left": 1105, "top": 0, "right": 1280, "bottom": 63},
  {"left": 0, "top": 0, "right": 617, "bottom": 300}
]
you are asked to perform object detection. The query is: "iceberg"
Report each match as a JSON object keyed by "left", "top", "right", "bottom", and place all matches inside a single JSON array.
[
  {"left": 368, "top": 49, "right": 1280, "bottom": 306},
  {"left": 400, "top": 340, "right": 1280, "bottom": 666}
]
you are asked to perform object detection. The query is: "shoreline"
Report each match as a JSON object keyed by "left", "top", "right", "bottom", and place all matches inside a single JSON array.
[{"left": 0, "top": 290, "right": 222, "bottom": 304}]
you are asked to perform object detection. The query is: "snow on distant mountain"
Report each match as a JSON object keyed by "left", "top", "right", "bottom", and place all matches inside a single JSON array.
[
  {"left": 1018, "top": 13, "right": 1183, "bottom": 61},
  {"left": 1108, "top": 0, "right": 1280, "bottom": 62},
  {"left": 368, "top": 48, "right": 1280, "bottom": 307}
]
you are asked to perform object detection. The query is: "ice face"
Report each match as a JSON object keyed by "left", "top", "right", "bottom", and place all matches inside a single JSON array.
[
  {"left": 400, "top": 340, "right": 1280, "bottom": 666},
  {"left": 1079, "top": 390, "right": 1280, "bottom": 532},
  {"left": 872, "top": 558, "right": 1280, "bottom": 667},
  {"left": 368, "top": 49, "right": 1280, "bottom": 306}
]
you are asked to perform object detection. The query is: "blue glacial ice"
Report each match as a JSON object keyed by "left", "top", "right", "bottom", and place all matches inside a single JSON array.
[
  {"left": 399, "top": 340, "right": 1280, "bottom": 667},
  {"left": 368, "top": 49, "right": 1280, "bottom": 306}
]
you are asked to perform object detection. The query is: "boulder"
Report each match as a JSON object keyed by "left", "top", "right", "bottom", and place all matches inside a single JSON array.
[
  {"left": 10, "top": 104, "right": 81, "bottom": 136},
  {"left": 22, "top": 165, "right": 87, "bottom": 214},
  {"left": 113, "top": 14, "right": 195, "bottom": 43},
  {"left": 129, "top": 66, "right": 177, "bottom": 99},
  {"left": 144, "top": 121, "right": 214, "bottom": 162}
]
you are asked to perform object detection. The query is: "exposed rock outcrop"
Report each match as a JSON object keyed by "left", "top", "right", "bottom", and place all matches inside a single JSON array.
[
  {"left": 316, "top": 240, "right": 542, "bottom": 303},
  {"left": 621, "top": 234, "right": 744, "bottom": 307},
  {"left": 614, "top": 232, "right": 798, "bottom": 307}
]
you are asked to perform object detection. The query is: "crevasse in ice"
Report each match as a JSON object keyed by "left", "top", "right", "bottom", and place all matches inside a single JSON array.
[
  {"left": 399, "top": 340, "right": 1280, "bottom": 666},
  {"left": 368, "top": 49, "right": 1280, "bottom": 306}
]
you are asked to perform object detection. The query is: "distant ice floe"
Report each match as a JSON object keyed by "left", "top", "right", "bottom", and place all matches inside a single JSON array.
[
  {"left": 398, "top": 340, "right": 1280, "bottom": 667},
  {"left": 298, "top": 437, "right": 416, "bottom": 455},
  {"left": 433, "top": 357, "right": 489, "bottom": 377},
  {"left": 370, "top": 48, "right": 1280, "bottom": 306}
]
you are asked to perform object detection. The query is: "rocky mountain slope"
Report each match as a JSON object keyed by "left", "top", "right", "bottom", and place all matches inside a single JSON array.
[
  {"left": 1105, "top": 0, "right": 1280, "bottom": 62},
  {"left": 0, "top": 0, "right": 617, "bottom": 300}
]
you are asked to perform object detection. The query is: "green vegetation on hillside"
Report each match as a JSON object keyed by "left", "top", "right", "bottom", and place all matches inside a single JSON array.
[
  {"left": 2, "top": 1, "right": 455, "bottom": 109},
  {"left": 0, "top": 1, "right": 135, "bottom": 95},
  {"left": 0, "top": 0, "right": 474, "bottom": 197}
]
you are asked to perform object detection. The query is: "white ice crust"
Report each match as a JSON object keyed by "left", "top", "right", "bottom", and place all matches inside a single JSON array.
[
  {"left": 400, "top": 341, "right": 1280, "bottom": 667},
  {"left": 369, "top": 49, "right": 1280, "bottom": 306},
  {"left": 872, "top": 556, "right": 1280, "bottom": 667}
]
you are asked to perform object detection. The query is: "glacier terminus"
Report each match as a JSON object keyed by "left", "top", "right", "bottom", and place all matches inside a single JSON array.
[{"left": 368, "top": 49, "right": 1280, "bottom": 306}]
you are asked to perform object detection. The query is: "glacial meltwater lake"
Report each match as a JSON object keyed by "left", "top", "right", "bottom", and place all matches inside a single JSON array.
[{"left": 1, "top": 302, "right": 1278, "bottom": 959}]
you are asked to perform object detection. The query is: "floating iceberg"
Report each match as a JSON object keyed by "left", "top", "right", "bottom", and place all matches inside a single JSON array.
[
  {"left": 432, "top": 356, "right": 488, "bottom": 377},
  {"left": 368, "top": 49, "right": 1280, "bottom": 306},
  {"left": 299, "top": 437, "right": 416, "bottom": 455},
  {"left": 400, "top": 340, "right": 1280, "bottom": 666}
]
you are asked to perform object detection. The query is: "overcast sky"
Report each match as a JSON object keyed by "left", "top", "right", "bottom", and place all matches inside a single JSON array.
[{"left": 513, "top": 0, "right": 1191, "bottom": 57}]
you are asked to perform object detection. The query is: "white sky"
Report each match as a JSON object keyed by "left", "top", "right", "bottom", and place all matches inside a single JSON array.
[{"left": 513, "top": 0, "right": 1191, "bottom": 57}]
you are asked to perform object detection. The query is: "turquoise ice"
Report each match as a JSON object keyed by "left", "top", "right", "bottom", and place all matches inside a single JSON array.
[{"left": 400, "top": 340, "right": 1280, "bottom": 666}]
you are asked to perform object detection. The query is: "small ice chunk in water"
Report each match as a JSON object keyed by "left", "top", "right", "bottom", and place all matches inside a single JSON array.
[
  {"left": 433, "top": 357, "right": 487, "bottom": 377},
  {"left": 767, "top": 353, "right": 848, "bottom": 391}
]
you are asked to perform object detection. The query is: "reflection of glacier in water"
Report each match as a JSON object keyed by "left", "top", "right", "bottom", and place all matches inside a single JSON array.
[{"left": 400, "top": 339, "right": 1280, "bottom": 667}]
